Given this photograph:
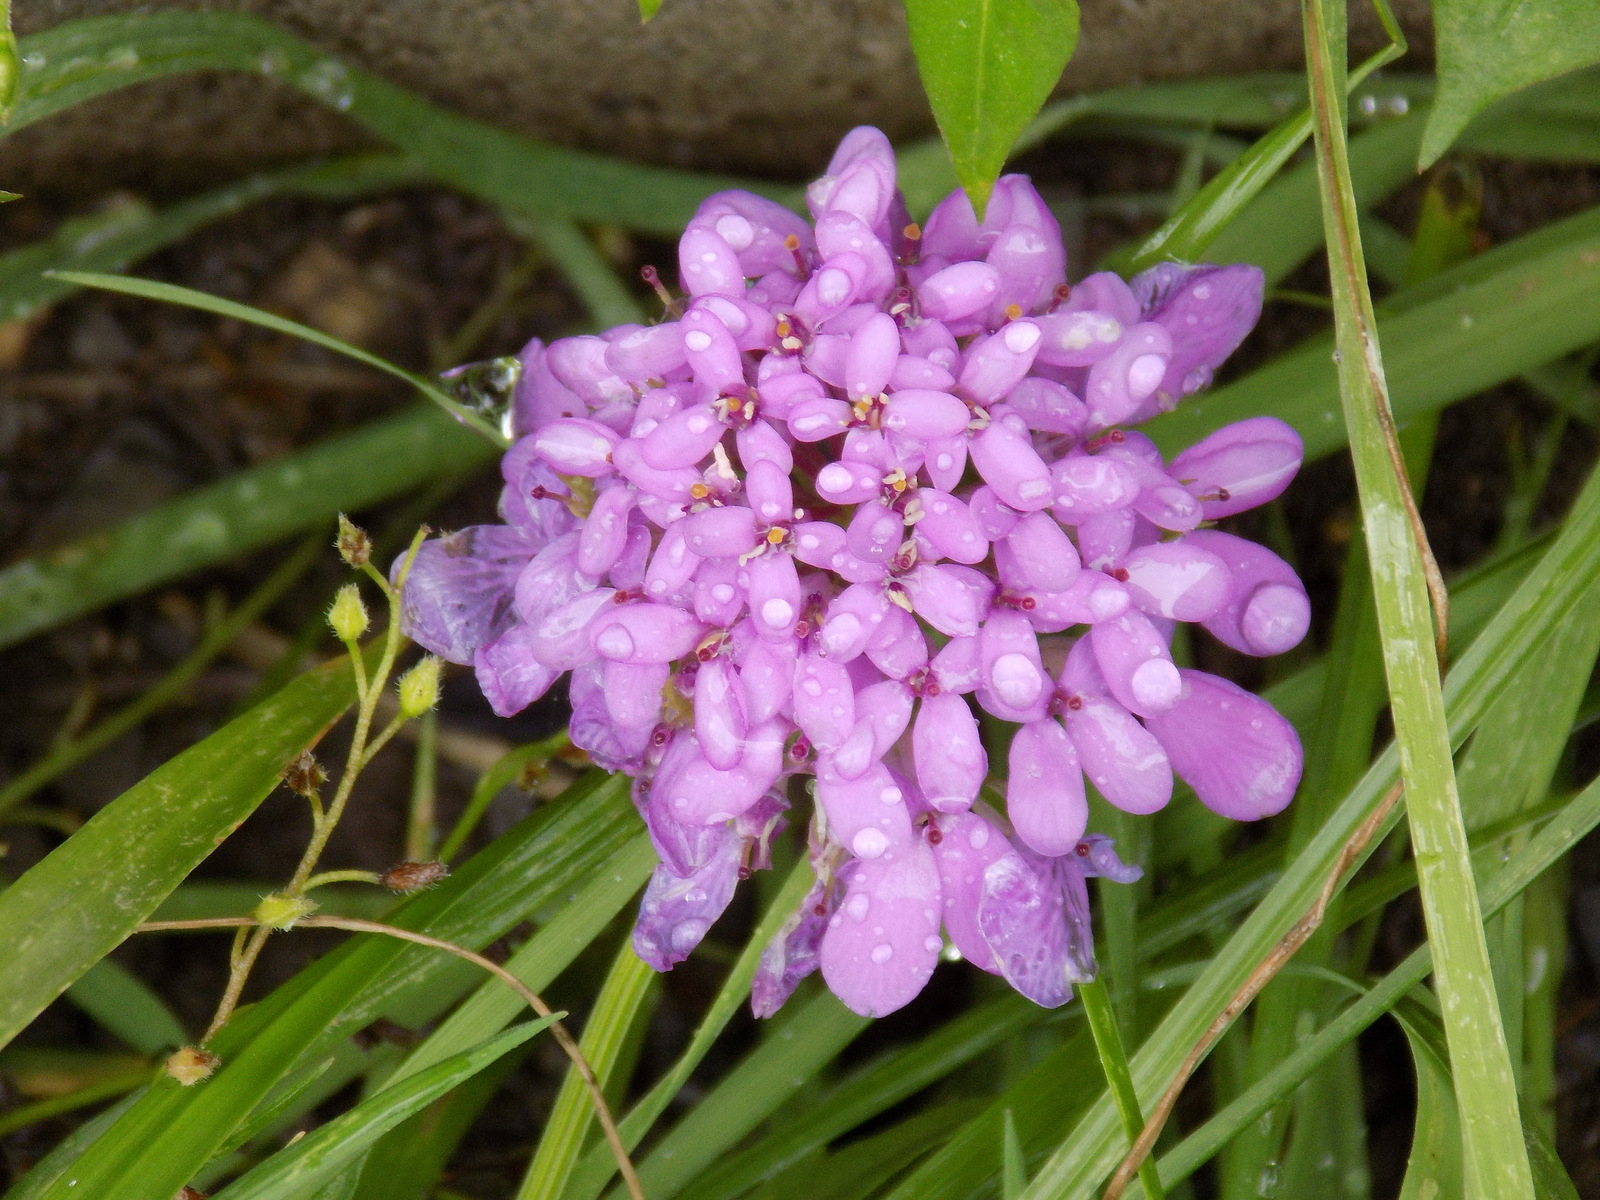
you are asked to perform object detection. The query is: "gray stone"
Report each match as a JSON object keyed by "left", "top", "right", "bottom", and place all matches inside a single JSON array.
[{"left": 6, "top": 0, "right": 1433, "bottom": 194}]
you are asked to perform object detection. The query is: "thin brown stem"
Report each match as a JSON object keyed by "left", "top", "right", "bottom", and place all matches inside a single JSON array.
[
  {"left": 1101, "top": 781, "right": 1405, "bottom": 1200},
  {"left": 136, "top": 915, "right": 645, "bottom": 1200}
]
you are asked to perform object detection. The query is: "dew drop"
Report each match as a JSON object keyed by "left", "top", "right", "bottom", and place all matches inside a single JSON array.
[{"left": 870, "top": 944, "right": 894, "bottom": 964}]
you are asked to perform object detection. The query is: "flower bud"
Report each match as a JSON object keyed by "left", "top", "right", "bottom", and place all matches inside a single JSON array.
[
  {"left": 381, "top": 860, "right": 451, "bottom": 892},
  {"left": 328, "top": 583, "right": 369, "bottom": 643},
  {"left": 283, "top": 750, "right": 326, "bottom": 799},
  {"left": 254, "top": 893, "right": 319, "bottom": 930},
  {"left": 165, "top": 1046, "right": 220, "bottom": 1087},
  {"left": 397, "top": 655, "right": 443, "bottom": 717},
  {"left": 336, "top": 513, "right": 372, "bottom": 568}
]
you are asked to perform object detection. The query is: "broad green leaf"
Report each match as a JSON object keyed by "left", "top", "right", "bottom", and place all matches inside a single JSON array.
[
  {"left": 904, "top": 0, "right": 1080, "bottom": 213},
  {"left": 0, "top": 403, "right": 493, "bottom": 651},
  {"left": 9, "top": 12, "right": 783, "bottom": 237},
  {"left": 210, "top": 1020, "right": 554, "bottom": 1200},
  {"left": 0, "top": 154, "right": 422, "bottom": 323},
  {"left": 639, "top": 0, "right": 665, "bottom": 17},
  {"left": 0, "top": 654, "right": 359, "bottom": 1052},
  {"left": 1423, "top": 1, "right": 1600, "bottom": 166},
  {"left": 64, "top": 960, "right": 188, "bottom": 1057},
  {"left": 29, "top": 772, "right": 636, "bottom": 1200},
  {"left": 50, "top": 271, "right": 507, "bottom": 446}
]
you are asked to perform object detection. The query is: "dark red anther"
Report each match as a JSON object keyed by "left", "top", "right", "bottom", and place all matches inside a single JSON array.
[
  {"left": 737, "top": 866, "right": 753, "bottom": 880},
  {"left": 1216, "top": 487, "right": 1231, "bottom": 502},
  {"left": 530, "top": 485, "right": 549, "bottom": 500},
  {"left": 697, "top": 644, "right": 716, "bottom": 661},
  {"left": 1066, "top": 695, "right": 1083, "bottom": 711},
  {"left": 794, "top": 620, "right": 812, "bottom": 639},
  {"left": 813, "top": 903, "right": 829, "bottom": 917},
  {"left": 1046, "top": 282, "right": 1073, "bottom": 313},
  {"left": 651, "top": 726, "right": 670, "bottom": 746},
  {"left": 1075, "top": 841, "right": 1091, "bottom": 857},
  {"left": 1110, "top": 567, "right": 1129, "bottom": 582},
  {"left": 1020, "top": 596, "right": 1037, "bottom": 611},
  {"left": 926, "top": 826, "right": 943, "bottom": 845}
]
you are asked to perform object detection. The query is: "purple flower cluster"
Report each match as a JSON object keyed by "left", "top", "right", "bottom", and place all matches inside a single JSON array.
[{"left": 398, "top": 128, "right": 1307, "bottom": 1018}]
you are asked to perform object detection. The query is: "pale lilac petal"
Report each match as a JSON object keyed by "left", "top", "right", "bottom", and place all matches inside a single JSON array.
[
  {"left": 921, "top": 188, "right": 982, "bottom": 262},
  {"left": 1034, "top": 309, "right": 1126, "bottom": 368},
  {"left": 654, "top": 720, "right": 787, "bottom": 823},
  {"left": 1143, "top": 670, "right": 1302, "bottom": 820},
  {"left": 1167, "top": 416, "right": 1303, "bottom": 519},
  {"left": 1134, "top": 262, "right": 1264, "bottom": 401},
  {"left": 890, "top": 354, "right": 957, "bottom": 392},
  {"left": 645, "top": 781, "right": 731, "bottom": 878},
  {"left": 820, "top": 841, "right": 943, "bottom": 1018},
  {"left": 512, "top": 337, "right": 584, "bottom": 437},
  {"left": 978, "top": 610, "right": 1050, "bottom": 723},
  {"left": 969, "top": 486, "right": 1020, "bottom": 539},
  {"left": 603, "top": 659, "right": 669, "bottom": 730},
  {"left": 815, "top": 759, "right": 914, "bottom": 860},
  {"left": 694, "top": 557, "right": 747, "bottom": 625},
  {"left": 958, "top": 320, "right": 1041, "bottom": 404},
  {"left": 930, "top": 635, "right": 981, "bottom": 694},
  {"left": 737, "top": 633, "right": 797, "bottom": 724},
  {"left": 605, "top": 321, "right": 689, "bottom": 380},
  {"left": 569, "top": 662, "right": 654, "bottom": 771},
  {"left": 531, "top": 587, "right": 616, "bottom": 670},
  {"left": 855, "top": 680, "right": 914, "bottom": 760},
  {"left": 914, "top": 490, "right": 989, "bottom": 565},
  {"left": 977, "top": 851, "right": 1076, "bottom": 1007},
  {"left": 1063, "top": 271, "right": 1140, "bottom": 326},
  {"left": 1074, "top": 508, "right": 1136, "bottom": 570},
  {"left": 641, "top": 403, "right": 726, "bottom": 471},
  {"left": 644, "top": 522, "right": 704, "bottom": 601},
  {"left": 930, "top": 812, "right": 1010, "bottom": 972},
  {"left": 695, "top": 657, "right": 749, "bottom": 770},
  {"left": 820, "top": 583, "right": 892, "bottom": 661},
  {"left": 982, "top": 176, "right": 1066, "bottom": 319},
  {"left": 816, "top": 459, "right": 883, "bottom": 505},
  {"left": 906, "top": 563, "right": 982, "bottom": 638},
  {"left": 1050, "top": 455, "right": 1140, "bottom": 519},
  {"left": 864, "top": 605, "right": 929, "bottom": 679},
  {"left": 1120, "top": 540, "right": 1234, "bottom": 622},
  {"left": 881, "top": 389, "right": 972, "bottom": 441},
  {"left": 589, "top": 602, "right": 705, "bottom": 664},
  {"left": 746, "top": 552, "right": 802, "bottom": 641},
  {"left": 1023, "top": 573, "right": 1131, "bottom": 633},
  {"left": 1062, "top": 694, "right": 1172, "bottom": 815},
  {"left": 845, "top": 311, "right": 900, "bottom": 401},
  {"left": 735, "top": 418, "right": 795, "bottom": 474},
  {"left": 918, "top": 261, "right": 1002, "bottom": 322},
  {"left": 923, "top": 436, "right": 968, "bottom": 491},
  {"left": 969, "top": 420, "right": 1053, "bottom": 512},
  {"left": 681, "top": 307, "right": 746, "bottom": 393},
  {"left": 752, "top": 874, "right": 836, "bottom": 1017},
  {"left": 788, "top": 395, "right": 854, "bottom": 442},
  {"left": 794, "top": 650, "right": 857, "bottom": 751},
  {"left": 397, "top": 526, "right": 535, "bottom": 665},
  {"left": 694, "top": 189, "right": 815, "bottom": 276},
  {"left": 1089, "top": 610, "right": 1182, "bottom": 719},
  {"left": 474, "top": 624, "right": 560, "bottom": 717},
  {"left": 678, "top": 225, "right": 746, "bottom": 299},
  {"left": 814, "top": 212, "right": 896, "bottom": 301},
  {"left": 633, "top": 833, "right": 742, "bottom": 971},
  {"left": 1007, "top": 718, "right": 1088, "bottom": 856},
  {"left": 534, "top": 418, "right": 619, "bottom": 477},
  {"left": 793, "top": 520, "right": 848, "bottom": 568},
  {"left": 613, "top": 440, "right": 700, "bottom": 504},
  {"left": 1003, "top": 510, "right": 1081, "bottom": 592},
  {"left": 1007, "top": 377, "right": 1087, "bottom": 437},
  {"left": 1084, "top": 323, "right": 1173, "bottom": 430},
  {"left": 577, "top": 485, "right": 636, "bottom": 578},
  {"left": 683, "top": 505, "right": 760, "bottom": 559},
  {"left": 1075, "top": 833, "right": 1143, "bottom": 883},
  {"left": 913, "top": 693, "right": 987, "bottom": 813},
  {"left": 745, "top": 460, "right": 794, "bottom": 526}
]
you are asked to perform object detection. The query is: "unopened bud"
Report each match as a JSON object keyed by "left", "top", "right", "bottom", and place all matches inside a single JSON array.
[
  {"left": 254, "top": 893, "right": 319, "bottom": 930},
  {"left": 397, "top": 655, "right": 442, "bottom": 717},
  {"left": 283, "top": 751, "right": 326, "bottom": 798},
  {"left": 381, "top": 860, "right": 450, "bottom": 892},
  {"left": 336, "top": 514, "right": 372, "bottom": 568},
  {"left": 328, "top": 584, "right": 369, "bottom": 642},
  {"left": 165, "top": 1046, "right": 220, "bottom": 1087}
]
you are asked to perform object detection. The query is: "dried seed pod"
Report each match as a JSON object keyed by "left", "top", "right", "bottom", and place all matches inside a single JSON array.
[
  {"left": 165, "top": 1046, "right": 220, "bottom": 1087},
  {"left": 283, "top": 751, "right": 327, "bottom": 799},
  {"left": 336, "top": 513, "right": 372, "bottom": 568},
  {"left": 381, "top": 860, "right": 450, "bottom": 892}
]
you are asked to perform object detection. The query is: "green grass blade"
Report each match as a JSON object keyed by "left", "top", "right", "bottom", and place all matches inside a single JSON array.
[
  {"left": 0, "top": 654, "right": 359, "bottom": 1052},
  {"left": 210, "top": 1020, "right": 555, "bottom": 1200},
  {"left": 49, "top": 270, "right": 507, "bottom": 445},
  {"left": 1392, "top": 1001, "right": 1465, "bottom": 1200},
  {"left": 9, "top": 12, "right": 782, "bottom": 237},
  {"left": 29, "top": 772, "right": 635, "bottom": 1200},
  {"left": 518, "top": 944, "right": 657, "bottom": 1200},
  {"left": 0, "top": 154, "right": 422, "bottom": 323},
  {"left": 388, "top": 834, "right": 655, "bottom": 1087},
  {"left": 64, "top": 960, "right": 188, "bottom": 1057},
  {"left": 1301, "top": 0, "right": 1532, "bottom": 1191},
  {"left": 0, "top": 403, "right": 493, "bottom": 651},
  {"left": 562, "top": 858, "right": 817, "bottom": 1200},
  {"left": 1004, "top": 1109, "right": 1028, "bottom": 1200},
  {"left": 611, "top": 990, "right": 867, "bottom": 1200}
]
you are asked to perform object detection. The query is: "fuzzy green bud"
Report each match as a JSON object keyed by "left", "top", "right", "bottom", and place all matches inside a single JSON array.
[
  {"left": 397, "top": 655, "right": 442, "bottom": 718},
  {"left": 253, "top": 893, "right": 319, "bottom": 930},
  {"left": 328, "top": 583, "right": 369, "bottom": 642}
]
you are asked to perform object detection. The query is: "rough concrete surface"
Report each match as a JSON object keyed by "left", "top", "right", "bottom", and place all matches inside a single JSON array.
[{"left": 6, "top": 0, "right": 1433, "bottom": 194}]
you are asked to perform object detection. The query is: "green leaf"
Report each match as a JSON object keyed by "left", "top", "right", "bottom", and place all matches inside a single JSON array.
[
  {"left": 0, "top": 655, "right": 359, "bottom": 1052},
  {"left": 27, "top": 772, "right": 637, "bottom": 1200},
  {"left": 210, "top": 1020, "right": 555, "bottom": 1200},
  {"left": 638, "top": 0, "right": 664, "bottom": 17},
  {"left": 0, "top": 154, "right": 422, "bottom": 323},
  {"left": 904, "top": 0, "right": 1080, "bottom": 214},
  {"left": 49, "top": 271, "right": 507, "bottom": 446},
  {"left": 0, "top": 403, "right": 493, "bottom": 652},
  {"left": 1423, "top": 1, "right": 1600, "bottom": 166},
  {"left": 8, "top": 12, "right": 786, "bottom": 237},
  {"left": 64, "top": 960, "right": 188, "bottom": 1056}
]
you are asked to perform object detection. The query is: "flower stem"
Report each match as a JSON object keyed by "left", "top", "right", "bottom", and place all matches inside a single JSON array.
[{"left": 1079, "top": 976, "right": 1165, "bottom": 1200}]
